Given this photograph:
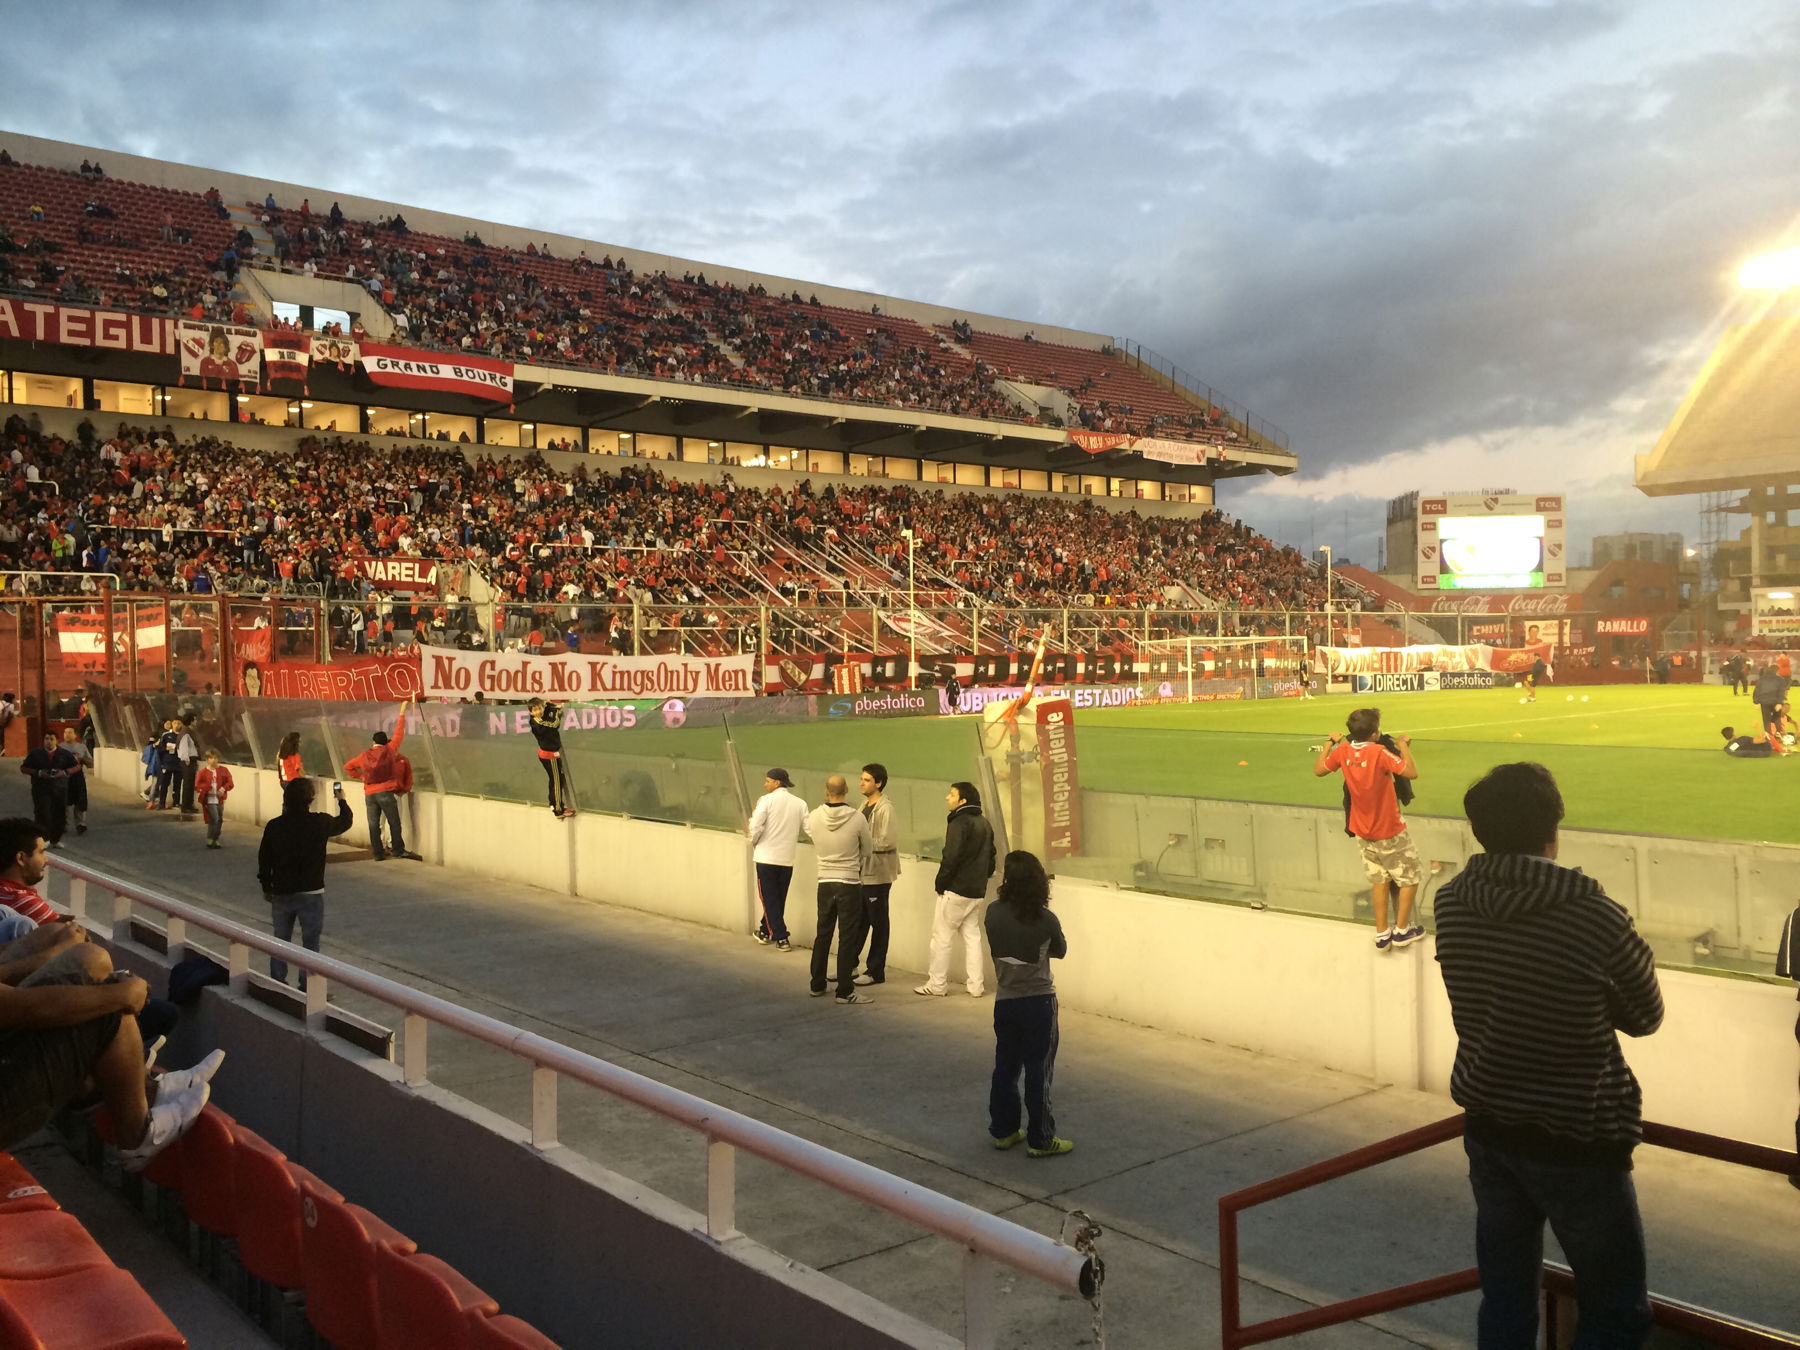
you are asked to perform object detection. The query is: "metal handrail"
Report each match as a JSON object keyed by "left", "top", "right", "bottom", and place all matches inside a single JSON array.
[
  {"left": 1217, "top": 1112, "right": 1799, "bottom": 1350},
  {"left": 46, "top": 853, "right": 1096, "bottom": 1343}
]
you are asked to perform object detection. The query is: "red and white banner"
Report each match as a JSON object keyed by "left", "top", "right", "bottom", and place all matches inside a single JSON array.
[
  {"left": 177, "top": 321, "right": 262, "bottom": 388},
  {"left": 240, "top": 656, "right": 420, "bottom": 701},
  {"left": 1034, "top": 698, "right": 1082, "bottom": 859},
  {"left": 359, "top": 344, "right": 514, "bottom": 402},
  {"left": 1069, "top": 431, "right": 1135, "bottom": 453},
  {"left": 54, "top": 610, "right": 110, "bottom": 673},
  {"left": 420, "top": 648, "right": 755, "bottom": 700},
  {"left": 0, "top": 300, "right": 176, "bottom": 354},
  {"left": 345, "top": 556, "right": 440, "bottom": 594},
  {"left": 1318, "top": 643, "right": 1554, "bottom": 676},
  {"left": 1594, "top": 616, "right": 1650, "bottom": 636},
  {"left": 230, "top": 625, "right": 273, "bottom": 667},
  {"left": 1068, "top": 430, "right": 1221, "bottom": 465},
  {"left": 262, "top": 334, "right": 311, "bottom": 386}
]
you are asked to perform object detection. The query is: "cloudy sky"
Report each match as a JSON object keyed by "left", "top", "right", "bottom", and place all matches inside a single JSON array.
[{"left": 6, "top": 0, "right": 1798, "bottom": 565}]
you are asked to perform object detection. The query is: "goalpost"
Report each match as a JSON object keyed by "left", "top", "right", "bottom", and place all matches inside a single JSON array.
[{"left": 1136, "top": 633, "right": 1312, "bottom": 702}]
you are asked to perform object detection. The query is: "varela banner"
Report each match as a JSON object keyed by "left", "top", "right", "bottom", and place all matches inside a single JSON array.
[
  {"left": 420, "top": 648, "right": 756, "bottom": 700},
  {"left": 345, "top": 555, "right": 440, "bottom": 593},
  {"left": 358, "top": 344, "right": 514, "bottom": 402}
]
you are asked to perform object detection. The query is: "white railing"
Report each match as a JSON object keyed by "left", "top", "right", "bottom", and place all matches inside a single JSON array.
[{"left": 46, "top": 854, "right": 1096, "bottom": 1349}]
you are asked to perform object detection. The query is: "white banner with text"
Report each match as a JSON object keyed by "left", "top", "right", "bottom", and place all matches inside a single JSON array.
[{"left": 419, "top": 647, "right": 756, "bottom": 700}]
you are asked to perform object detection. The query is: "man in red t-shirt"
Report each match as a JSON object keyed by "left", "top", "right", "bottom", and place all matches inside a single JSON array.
[{"left": 1314, "top": 707, "right": 1423, "bottom": 951}]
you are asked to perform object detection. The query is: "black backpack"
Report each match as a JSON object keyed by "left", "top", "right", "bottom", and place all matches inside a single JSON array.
[{"left": 1343, "top": 734, "right": 1415, "bottom": 837}]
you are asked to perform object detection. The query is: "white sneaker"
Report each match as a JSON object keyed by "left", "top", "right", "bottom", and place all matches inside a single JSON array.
[
  {"left": 156, "top": 1048, "right": 225, "bottom": 1096},
  {"left": 913, "top": 985, "right": 947, "bottom": 997},
  {"left": 967, "top": 989, "right": 986, "bottom": 998},
  {"left": 852, "top": 973, "right": 877, "bottom": 986},
  {"left": 119, "top": 1081, "right": 210, "bottom": 1172}
]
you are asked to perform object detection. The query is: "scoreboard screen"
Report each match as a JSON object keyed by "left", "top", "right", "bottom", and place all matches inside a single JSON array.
[{"left": 1417, "top": 494, "right": 1565, "bottom": 592}]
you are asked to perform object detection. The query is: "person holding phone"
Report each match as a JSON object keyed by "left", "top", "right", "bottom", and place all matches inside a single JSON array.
[
  {"left": 343, "top": 698, "right": 420, "bottom": 859},
  {"left": 256, "top": 778, "right": 353, "bottom": 990}
]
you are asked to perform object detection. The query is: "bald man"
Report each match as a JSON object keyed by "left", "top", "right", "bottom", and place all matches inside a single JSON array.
[{"left": 806, "top": 775, "right": 873, "bottom": 1004}]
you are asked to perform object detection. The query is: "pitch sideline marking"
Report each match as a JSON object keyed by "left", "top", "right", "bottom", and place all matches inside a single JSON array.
[{"left": 1415, "top": 702, "right": 1674, "bottom": 736}]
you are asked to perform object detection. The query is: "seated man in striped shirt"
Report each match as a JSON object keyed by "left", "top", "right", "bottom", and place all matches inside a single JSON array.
[{"left": 1435, "top": 763, "right": 1664, "bottom": 1350}]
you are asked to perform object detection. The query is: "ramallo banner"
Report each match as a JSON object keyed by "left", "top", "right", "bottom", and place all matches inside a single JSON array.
[
  {"left": 177, "top": 321, "right": 262, "bottom": 388},
  {"left": 420, "top": 648, "right": 756, "bottom": 700},
  {"left": 0, "top": 299, "right": 176, "bottom": 354},
  {"left": 359, "top": 344, "right": 514, "bottom": 402}
]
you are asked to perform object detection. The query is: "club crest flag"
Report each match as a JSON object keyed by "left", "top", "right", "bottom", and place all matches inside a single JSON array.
[{"left": 177, "top": 321, "right": 262, "bottom": 389}]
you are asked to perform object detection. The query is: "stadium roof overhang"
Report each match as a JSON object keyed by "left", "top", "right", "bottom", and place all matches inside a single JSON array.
[{"left": 1637, "top": 315, "right": 1800, "bottom": 497}]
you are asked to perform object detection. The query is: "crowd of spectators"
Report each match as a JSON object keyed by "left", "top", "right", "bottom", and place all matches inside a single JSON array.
[{"left": 0, "top": 414, "right": 1321, "bottom": 652}]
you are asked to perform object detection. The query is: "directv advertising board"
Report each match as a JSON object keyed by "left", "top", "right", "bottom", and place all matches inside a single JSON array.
[{"left": 1416, "top": 493, "right": 1566, "bottom": 592}]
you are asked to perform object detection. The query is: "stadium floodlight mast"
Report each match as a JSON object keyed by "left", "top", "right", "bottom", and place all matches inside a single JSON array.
[{"left": 899, "top": 526, "right": 917, "bottom": 686}]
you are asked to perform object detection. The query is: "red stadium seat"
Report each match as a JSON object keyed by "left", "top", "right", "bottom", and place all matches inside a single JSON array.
[
  {"left": 0, "top": 1267, "right": 186, "bottom": 1349},
  {"left": 374, "top": 1248, "right": 499, "bottom": 1350},
  {"left": 0, "top": 1156, "right": 57, "bottom": 1216},
  {"left": 0, "top": 1211, "right": 111, "bottom": 1279},
  {"left": 228, "top": 1126, "right": 305, "bottom": 1289},
  {"left": 298, "top": 1179, "right": 407, "bottom": 1350},
  {"left": 176, "top": 1106, "right": 236, "bottom": 1237},
  {"left": 466, "top": 1311, "right": 562, "bottom": 1350}
]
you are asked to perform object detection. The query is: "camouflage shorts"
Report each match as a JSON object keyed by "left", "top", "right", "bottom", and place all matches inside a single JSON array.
[{"left": 1359, "top": 829, "right": 1421, "bottom": 888}]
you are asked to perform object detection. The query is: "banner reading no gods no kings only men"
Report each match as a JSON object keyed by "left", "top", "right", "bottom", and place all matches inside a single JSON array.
[{"left": 420, "top": 648, "right": 757, "bottom": 700}]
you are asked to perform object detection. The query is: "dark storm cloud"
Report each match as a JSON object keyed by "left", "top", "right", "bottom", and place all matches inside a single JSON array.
[{"left": 4, "top": 0, "right": 1797, "bottom": 562}]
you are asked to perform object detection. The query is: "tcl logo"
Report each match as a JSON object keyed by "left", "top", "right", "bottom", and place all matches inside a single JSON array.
[
  {"left": 1419, "top": 520, "right": 1437, "bottom": 534},
  {"left": 1421, "top": 499, "right": 1447, "bottom": 514},
  {"left": 1536, "top": 497, "right": 1562, "bottom": 512}
]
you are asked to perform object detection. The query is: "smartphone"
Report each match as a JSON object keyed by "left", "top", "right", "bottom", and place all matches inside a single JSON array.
[{"left": 332, "top": 781, "right": 343, "bottom": 793}]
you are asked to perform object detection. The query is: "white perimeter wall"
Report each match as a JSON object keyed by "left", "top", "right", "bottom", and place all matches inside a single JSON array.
[{"left": 94, "top": 750, "right": 1798, "bottom": 1152}]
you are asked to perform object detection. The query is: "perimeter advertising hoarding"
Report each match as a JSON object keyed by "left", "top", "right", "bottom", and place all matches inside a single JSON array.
[{"left": 1417, "top": 493, "right": 1566, "bottom": 592}]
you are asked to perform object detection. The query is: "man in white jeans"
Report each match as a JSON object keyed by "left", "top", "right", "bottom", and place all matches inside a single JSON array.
[{"left": 916, "top": 781, "right": 996, "bottom": 998}]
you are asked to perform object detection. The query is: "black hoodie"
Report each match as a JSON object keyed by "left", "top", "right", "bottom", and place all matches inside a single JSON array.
[
  {"left": 257, "top": 798, "right": 353, "bottom": 894},
  {"left": 1435, "top": 853, "right": 1663, "bottom": 1165}
]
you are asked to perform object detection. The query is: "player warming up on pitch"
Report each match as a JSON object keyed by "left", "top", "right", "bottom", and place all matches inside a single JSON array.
[{"left": 1314, "top": 707, "right": 1424, "bottom": 951}]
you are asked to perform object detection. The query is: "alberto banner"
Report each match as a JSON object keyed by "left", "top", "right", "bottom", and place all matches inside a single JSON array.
[
  {"left": 262, "top": 334, "right": 311, "bottom": 387},
  {"left": 239, "top": 656, "right": 420, "bottom": 701},
  {"left": 177, "top": 321, "right": 262, "bottom": 388},
  {"left": 359, "top": 344, "right": 514, "bottom": 402},
  {"left": 419, "top": 648, "right": 755, "bottom": 700}
]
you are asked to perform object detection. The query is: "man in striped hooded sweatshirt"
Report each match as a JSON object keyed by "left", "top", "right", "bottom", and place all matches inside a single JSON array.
[{"left": 1435, "top": 762, "right": 1663, "bottom": 1350}]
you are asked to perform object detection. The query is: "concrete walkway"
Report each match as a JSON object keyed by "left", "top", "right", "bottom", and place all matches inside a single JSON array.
[{"left": 24, "top": 780, "right": 1800, "bottom": 1349}]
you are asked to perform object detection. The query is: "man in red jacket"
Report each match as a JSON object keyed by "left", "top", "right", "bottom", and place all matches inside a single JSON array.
[{"left": 343, "top": 699, "right": 420, "bottom": 861}]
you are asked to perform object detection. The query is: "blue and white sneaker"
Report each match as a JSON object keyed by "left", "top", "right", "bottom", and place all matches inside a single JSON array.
[
  {"left": 1392, "top": 925, "right": 1426, "bottom": 949},
  {"left": 1374, "top": 928, "right": 1395, "bottom": 952}
]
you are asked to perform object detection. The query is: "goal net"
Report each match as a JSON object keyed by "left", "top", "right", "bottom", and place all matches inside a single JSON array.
[{"left": 1136, "top": 634, "right": 1312, "bottom": 702}]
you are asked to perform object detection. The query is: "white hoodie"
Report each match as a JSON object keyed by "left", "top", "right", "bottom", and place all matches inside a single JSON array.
[
  {"left": 806, "top": 801, "right": 871, "bottom": 884},
  {"left": 749, "top": 787, "right": 809, "bottom": 866}
]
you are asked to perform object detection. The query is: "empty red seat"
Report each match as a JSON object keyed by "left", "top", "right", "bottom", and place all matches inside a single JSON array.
[
  {"left": 0, "top": 1157, "right": 56, "bottom": 1216},
  {"left": 176, "top": 1106, "right": 235, "bottom": 1237},
  {"left": 227, "top": 1126, "right": 306, "bottom": 1290},
  {"left": 0, "top": 1212, "right": 110, "bottom": 1279},
  {"left": 375, "top": 1248, "right": 498, "bottom": 1350},
  {"left": 467, "top": 1311, "right": 561, "bottom": 1350},
  {"left": 0, "top": 1267, "right": 186, "bottom": 1349},
  {"left": 299, "top": 1178, "right": 408, "bottom": 1350}
]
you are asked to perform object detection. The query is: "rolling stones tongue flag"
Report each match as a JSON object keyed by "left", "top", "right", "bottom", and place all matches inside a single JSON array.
[{"left": 177, "top": 321, "right": 262, "bottom": 389}]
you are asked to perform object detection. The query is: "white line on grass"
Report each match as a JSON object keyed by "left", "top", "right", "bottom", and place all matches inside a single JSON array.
[{"left": 1417, "top": 703, "right": 1672, "bottom": 736}]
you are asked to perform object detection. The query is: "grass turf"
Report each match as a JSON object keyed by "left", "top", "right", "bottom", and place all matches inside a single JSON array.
[{"left": 1074, "top": 683, "right": 1791, "bottom": 844}]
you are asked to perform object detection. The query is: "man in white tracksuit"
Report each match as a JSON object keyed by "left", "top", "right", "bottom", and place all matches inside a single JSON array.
[
  {"left": 748, "top": 768, "right": 808, "bottom": 950},
  {"left": 915, "top": 781, "right": 997, "bottom": 998},
  {"left": 806, "top": 775, "right": 874, "bottom": 1004}
]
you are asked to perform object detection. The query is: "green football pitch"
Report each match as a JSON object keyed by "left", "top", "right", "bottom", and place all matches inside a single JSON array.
[
  {"left": 1072, "top": 683, "right": 1793, "bottom": 845},
  {"left": 695, "top": 684, "right": 1795, "bottom": 846}
]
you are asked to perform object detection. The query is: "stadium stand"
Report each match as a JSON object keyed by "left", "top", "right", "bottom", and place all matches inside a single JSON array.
[
  {"left": 0, "top": 154, "right": 1246, "bottom": 443},
  {"left": 0, "top": 415, "right": 1323, "bottom": 638}
]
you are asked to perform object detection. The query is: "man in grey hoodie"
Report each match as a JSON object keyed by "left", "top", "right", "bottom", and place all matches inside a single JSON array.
[{"left": 806, "top": 775, "right": 873, "bottom": 1004}]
